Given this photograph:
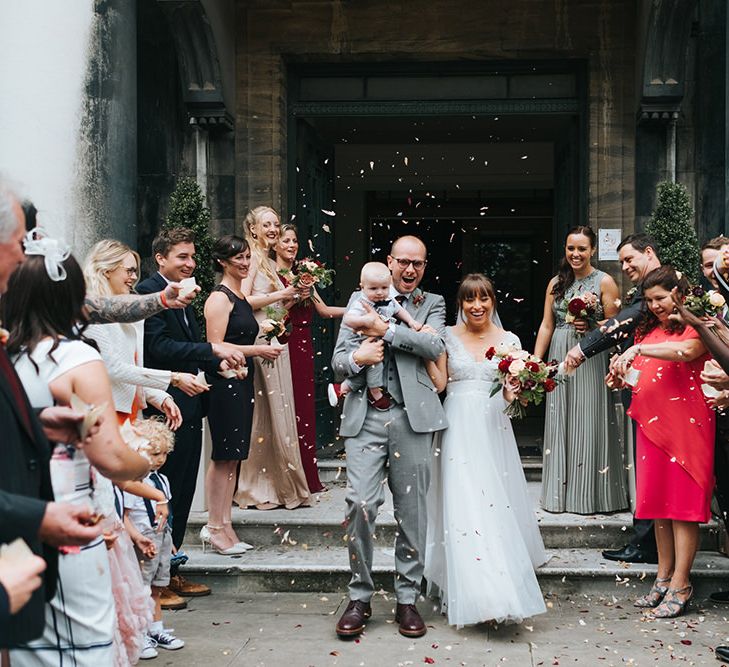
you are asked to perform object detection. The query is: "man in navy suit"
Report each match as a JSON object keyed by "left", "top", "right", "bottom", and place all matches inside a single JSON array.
[{"left": 137, "top": 227, "right": 245, "bottom": 603}]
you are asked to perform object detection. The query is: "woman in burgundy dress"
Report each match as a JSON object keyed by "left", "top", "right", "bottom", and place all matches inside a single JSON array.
[
  {"left": 612, "top": 266, "right": 714, "bottom": 618},
  {"left": 275, "top": 224, "right": 345, "bottom": 493}
]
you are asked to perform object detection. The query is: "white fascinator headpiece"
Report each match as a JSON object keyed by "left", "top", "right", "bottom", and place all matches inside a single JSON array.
[{"left": 23, "top": 228, "right": 71, "bottom": 282}]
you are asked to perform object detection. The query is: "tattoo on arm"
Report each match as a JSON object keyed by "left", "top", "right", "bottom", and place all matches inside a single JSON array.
[{"left": 85, "top": 293, "right": 164, "bottom": 324}]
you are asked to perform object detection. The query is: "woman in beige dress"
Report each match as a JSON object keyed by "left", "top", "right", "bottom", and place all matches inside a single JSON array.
[{"left": 234, "top": 206, "right": 312, "bottom": 509}]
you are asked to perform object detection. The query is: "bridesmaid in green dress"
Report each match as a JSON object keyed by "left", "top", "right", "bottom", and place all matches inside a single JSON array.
[{"left": 534, "top": 226, "right": 628, "bottom": 514}]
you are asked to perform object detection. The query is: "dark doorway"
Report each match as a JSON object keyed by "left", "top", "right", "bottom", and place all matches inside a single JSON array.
[{"left": 288, "top": 65, "right": 586, "bottom": 452}]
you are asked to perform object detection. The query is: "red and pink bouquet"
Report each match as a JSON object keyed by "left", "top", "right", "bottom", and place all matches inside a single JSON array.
[
  {"left": 486, "top": 343, "right": 560, "bottom": 418},
  {"left": 564, "top": 291, "right": 600, "bottom": 335},
  {"left": 279, "top": 257, "right": 335, "bottom": 306}
]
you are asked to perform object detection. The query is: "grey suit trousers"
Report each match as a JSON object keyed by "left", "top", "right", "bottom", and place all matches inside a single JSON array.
[{"left": 344, "top": 402, "right": 431, "bottom": 604}]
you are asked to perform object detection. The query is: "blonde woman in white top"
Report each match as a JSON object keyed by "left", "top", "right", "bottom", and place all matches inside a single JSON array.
[{"left": 83, "top": 239, "right": 205, "bottom": 426}]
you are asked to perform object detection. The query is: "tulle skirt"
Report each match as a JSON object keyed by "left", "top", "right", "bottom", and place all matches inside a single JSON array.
[
  {"left": 109, "top": 529, "right": 154, "bottom": 666},
  {"left": 425, "top": 379, "right": 548, "bottom": 627}
]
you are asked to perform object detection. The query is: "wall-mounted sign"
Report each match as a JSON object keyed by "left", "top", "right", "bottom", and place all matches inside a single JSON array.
[{"left": 598, "top": 228, "right": 622, "bottom": 261}]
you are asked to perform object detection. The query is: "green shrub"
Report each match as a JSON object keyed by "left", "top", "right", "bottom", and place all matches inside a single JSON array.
[
  {"left": 164, "top": 178, "right": 215, "bottom": 330},
  {"left": 645, "top": 181, "right": 700, "bottom": 283}
]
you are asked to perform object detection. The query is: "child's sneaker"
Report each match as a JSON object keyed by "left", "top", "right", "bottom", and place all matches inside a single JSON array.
[
  {"left": 139, "top": 635, "right": 158, "bottom": 660},
  {"left": 328, "top": 383, "right": 343, "bottom": 407},
  {"left": 149, "top": 629, "right": 185, "bottom": 651}
]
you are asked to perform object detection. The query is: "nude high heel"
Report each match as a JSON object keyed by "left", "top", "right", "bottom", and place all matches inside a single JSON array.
[{"left": 199, "top": 525, "right": 248, "bottom": 555}]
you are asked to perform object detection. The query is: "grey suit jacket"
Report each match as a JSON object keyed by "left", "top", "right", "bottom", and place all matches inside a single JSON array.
[{"left": 331, "top": 288, "right": 448, "bottom": 437}]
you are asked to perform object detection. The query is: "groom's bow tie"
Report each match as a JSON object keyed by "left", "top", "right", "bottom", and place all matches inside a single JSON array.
[{"left": 394, "top": 295, "right": 407, "bottom": 305}]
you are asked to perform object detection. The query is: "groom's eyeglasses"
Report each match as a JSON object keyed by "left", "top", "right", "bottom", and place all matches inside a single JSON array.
[{"left": 391, "top": 257, "right": 427, "bottom": 270}]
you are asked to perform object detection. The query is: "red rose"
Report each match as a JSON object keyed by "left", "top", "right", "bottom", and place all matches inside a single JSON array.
[
  {"left": 498, "top": 358, "right": 512, "bottom": 373},
  {"left": 544, "top": 378, "right": 557, "bottom": 392},
  {"left": 525, "top": 361, "right": 540, "bottom": 373},
  {"left": 567, "top": 298, "right": 586, "bottom": 315},
  {"left": 485, "top": 346, "right": 496, "bottom": 360}
]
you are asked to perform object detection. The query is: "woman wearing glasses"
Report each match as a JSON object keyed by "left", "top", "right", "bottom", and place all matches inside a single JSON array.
[{"left": 83, "top": 239, "right": 201, "bottom": 427}]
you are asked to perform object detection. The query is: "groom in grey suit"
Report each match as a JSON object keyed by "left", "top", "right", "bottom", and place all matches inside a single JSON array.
[{"left": 332, "top": 236, "right": 447, "bottom": 639}]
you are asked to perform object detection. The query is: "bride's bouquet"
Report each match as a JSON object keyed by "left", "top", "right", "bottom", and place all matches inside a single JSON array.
[
  {"left": 486, "top": 343, "right": 560, "bottom": 418},
  {"left": 564, "top": 291, "right": 600, "bottom": 334}
]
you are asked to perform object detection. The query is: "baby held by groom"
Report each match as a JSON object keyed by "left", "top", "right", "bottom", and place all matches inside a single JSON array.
[{"left": 329, "top": 261, "right": 421, "bottom": 410}]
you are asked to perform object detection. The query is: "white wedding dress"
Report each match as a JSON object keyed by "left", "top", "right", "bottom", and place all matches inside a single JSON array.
[{"left": 425, "top": 327, "right": 548, "bottom": 627}]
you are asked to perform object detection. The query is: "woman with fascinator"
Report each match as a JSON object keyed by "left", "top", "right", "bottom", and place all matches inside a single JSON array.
[
  {"left": 6, "top": 230, "right": 149, "bottom": 666},
  {"left": 423, "top": 274, "right": 547, "bottom": 628}
]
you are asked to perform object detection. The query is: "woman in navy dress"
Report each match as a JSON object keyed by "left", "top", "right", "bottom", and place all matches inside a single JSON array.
[{"left": 203, "top": 235, "right": 281, "bottom": 554}]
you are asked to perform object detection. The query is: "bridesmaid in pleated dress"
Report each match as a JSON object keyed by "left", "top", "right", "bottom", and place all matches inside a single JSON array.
[
  {"left": 535, "top": 226, "right": 628, "bottom": 514},
  {"left": 274, "top": 224, "right": 345, "bottom": 493}
]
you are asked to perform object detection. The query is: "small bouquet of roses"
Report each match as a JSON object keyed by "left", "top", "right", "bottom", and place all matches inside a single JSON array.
[
  {"left": 486, "top": 343, "right": 560, "bottom": 418},
  {"left": 684, "top": 285, "right": 726, "bottom": 318},
  {"left": 258, "top": 305, "right": 291, "bottom": 364},
  {"left": 279, "top": 258, "right": 335, "bottom": 305},
  {"left": 564, "top": 291, "right": 600, "bottom": 335}
]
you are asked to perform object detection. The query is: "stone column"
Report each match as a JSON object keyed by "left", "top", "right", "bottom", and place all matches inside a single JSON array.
[{"left": 73, "top": 0, "right": 138, "bottom": 254}]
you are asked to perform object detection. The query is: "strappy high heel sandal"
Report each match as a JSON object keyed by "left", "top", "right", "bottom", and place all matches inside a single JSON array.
[
  {"left": 634, "top": 576, "right": 671, "bottom": 608},
  {"left": 650, "top": 584, "right": 693, "bottom": 618},
  {"left": 199, "top": 525, "right": 248, "bottom": 555}
]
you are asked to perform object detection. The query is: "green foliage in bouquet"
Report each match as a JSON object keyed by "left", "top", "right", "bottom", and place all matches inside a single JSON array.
[
  {"left": 645, "top": 181, "right": 700, "bottom": 283},
  {"left": 164, "top": 178, "right": 215, "bottom": 329}
]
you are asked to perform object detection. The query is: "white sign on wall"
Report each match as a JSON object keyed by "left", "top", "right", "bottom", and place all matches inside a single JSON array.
[{"left": 598, "top": 229, "right": 622, "bottom": 261}]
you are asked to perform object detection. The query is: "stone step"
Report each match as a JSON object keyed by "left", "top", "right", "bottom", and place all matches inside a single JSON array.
[
  {"left": 317, "top": 455, "right": 543, "bottom": 484},
  {"left": 184, "top": 483, "right": 722, "bottom": 551},
  {"left": 179, "top": 546, "right": 729, "bottom": 598}
]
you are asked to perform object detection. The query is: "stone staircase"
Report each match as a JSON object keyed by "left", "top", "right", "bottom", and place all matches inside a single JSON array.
[{"left": 181, "top": 459, "right": 729, "bottom": 597}]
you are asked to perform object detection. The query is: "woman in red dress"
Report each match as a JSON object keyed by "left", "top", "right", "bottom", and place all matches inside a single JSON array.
[
  {"left": 612, "top": 266, "right": 714, "bottom": 618},
  {"left": 275, "top": 224, "right": 345, "bottom": 493}
]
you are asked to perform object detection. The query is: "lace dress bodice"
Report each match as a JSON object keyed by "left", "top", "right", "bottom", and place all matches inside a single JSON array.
[{"left": 445, "top": 328, "right": 521, "bottom": 385}]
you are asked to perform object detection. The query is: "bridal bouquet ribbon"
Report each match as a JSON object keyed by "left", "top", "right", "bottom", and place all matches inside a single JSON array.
[
  {"left": 486, "top": 343, "right": 560, "bottom": 418},
  {"left": 683, "top": 285, "right": 726, "bottom": 318},
  {"left": 279, "top": 257, "right": 334, "bottom": 305},
  {"left": 563, "top": 291, "right": 600, "bottom": 334}
]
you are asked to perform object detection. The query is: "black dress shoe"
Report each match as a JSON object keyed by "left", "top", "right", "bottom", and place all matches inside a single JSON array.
[
  {"left": 710, "top": 590, "right": 729, "bottom": 603},
  {"left": 395, "top": 603, "right": 426, "bottom": 638},
  {"left": 335, "top": 599, "right": 371, "bottom": 638},
  {"left": 716, "top": 645, "right": 729, "bottom": 663},
  {"left": 602, "top": 544, "right": 658, "bottom": 564}
]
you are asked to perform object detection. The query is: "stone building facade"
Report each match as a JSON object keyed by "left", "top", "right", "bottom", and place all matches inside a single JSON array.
[{"left": 1, "top": 0, "right": 727, "bottom": 446}]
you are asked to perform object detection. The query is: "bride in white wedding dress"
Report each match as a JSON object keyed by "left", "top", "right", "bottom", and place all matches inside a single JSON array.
[{"left": 424, "top": 273, "right": 548, "bottom": 627}]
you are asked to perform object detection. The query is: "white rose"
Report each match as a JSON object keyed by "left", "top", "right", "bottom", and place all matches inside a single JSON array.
[
  {"left": 709, "top": 291, "right": 726, "bottom": 308},
  {"left": 508, "top": 358, "right": 526, "bottom": 375},
  {"left": 259, "top": 319, "right": 276, "bottom": 334},
  {"left": 304, "top": 261, "right": 319, "bottom": 272},
  {"left": 513, "top": 349, "right": 530, "bottom": 360},
  {"left": 495, "top": 341, "right": 515, "bottom": 356}
]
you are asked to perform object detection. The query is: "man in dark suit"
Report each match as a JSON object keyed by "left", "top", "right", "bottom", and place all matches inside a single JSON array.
[
  {"left": 0, "top": 183, "right": 104, "bottom": 648},
  {"left": 564, "top": 233, "right": 661, "bottom": 564},
  {"left": 137, "top": 227, "right": 245, "bottom": 604}
]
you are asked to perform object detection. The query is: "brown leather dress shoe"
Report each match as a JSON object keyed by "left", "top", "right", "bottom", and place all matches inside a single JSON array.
[
  {"left": 335, "top": 600, "right": 372, "bottom": 638},
  {"left": 159, "top": 587, "right": 188, "bottom": 610},
  {"left": 395, "top": 603, "right": 426, "bottom": 638},
  {"left": 169, "top": 574, "right": 211, "bottom": 597}
]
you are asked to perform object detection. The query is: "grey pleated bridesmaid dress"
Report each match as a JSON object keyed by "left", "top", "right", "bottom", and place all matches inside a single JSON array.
[{"left": 540, "top": 269, "right": 629, "bottom": 514}]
